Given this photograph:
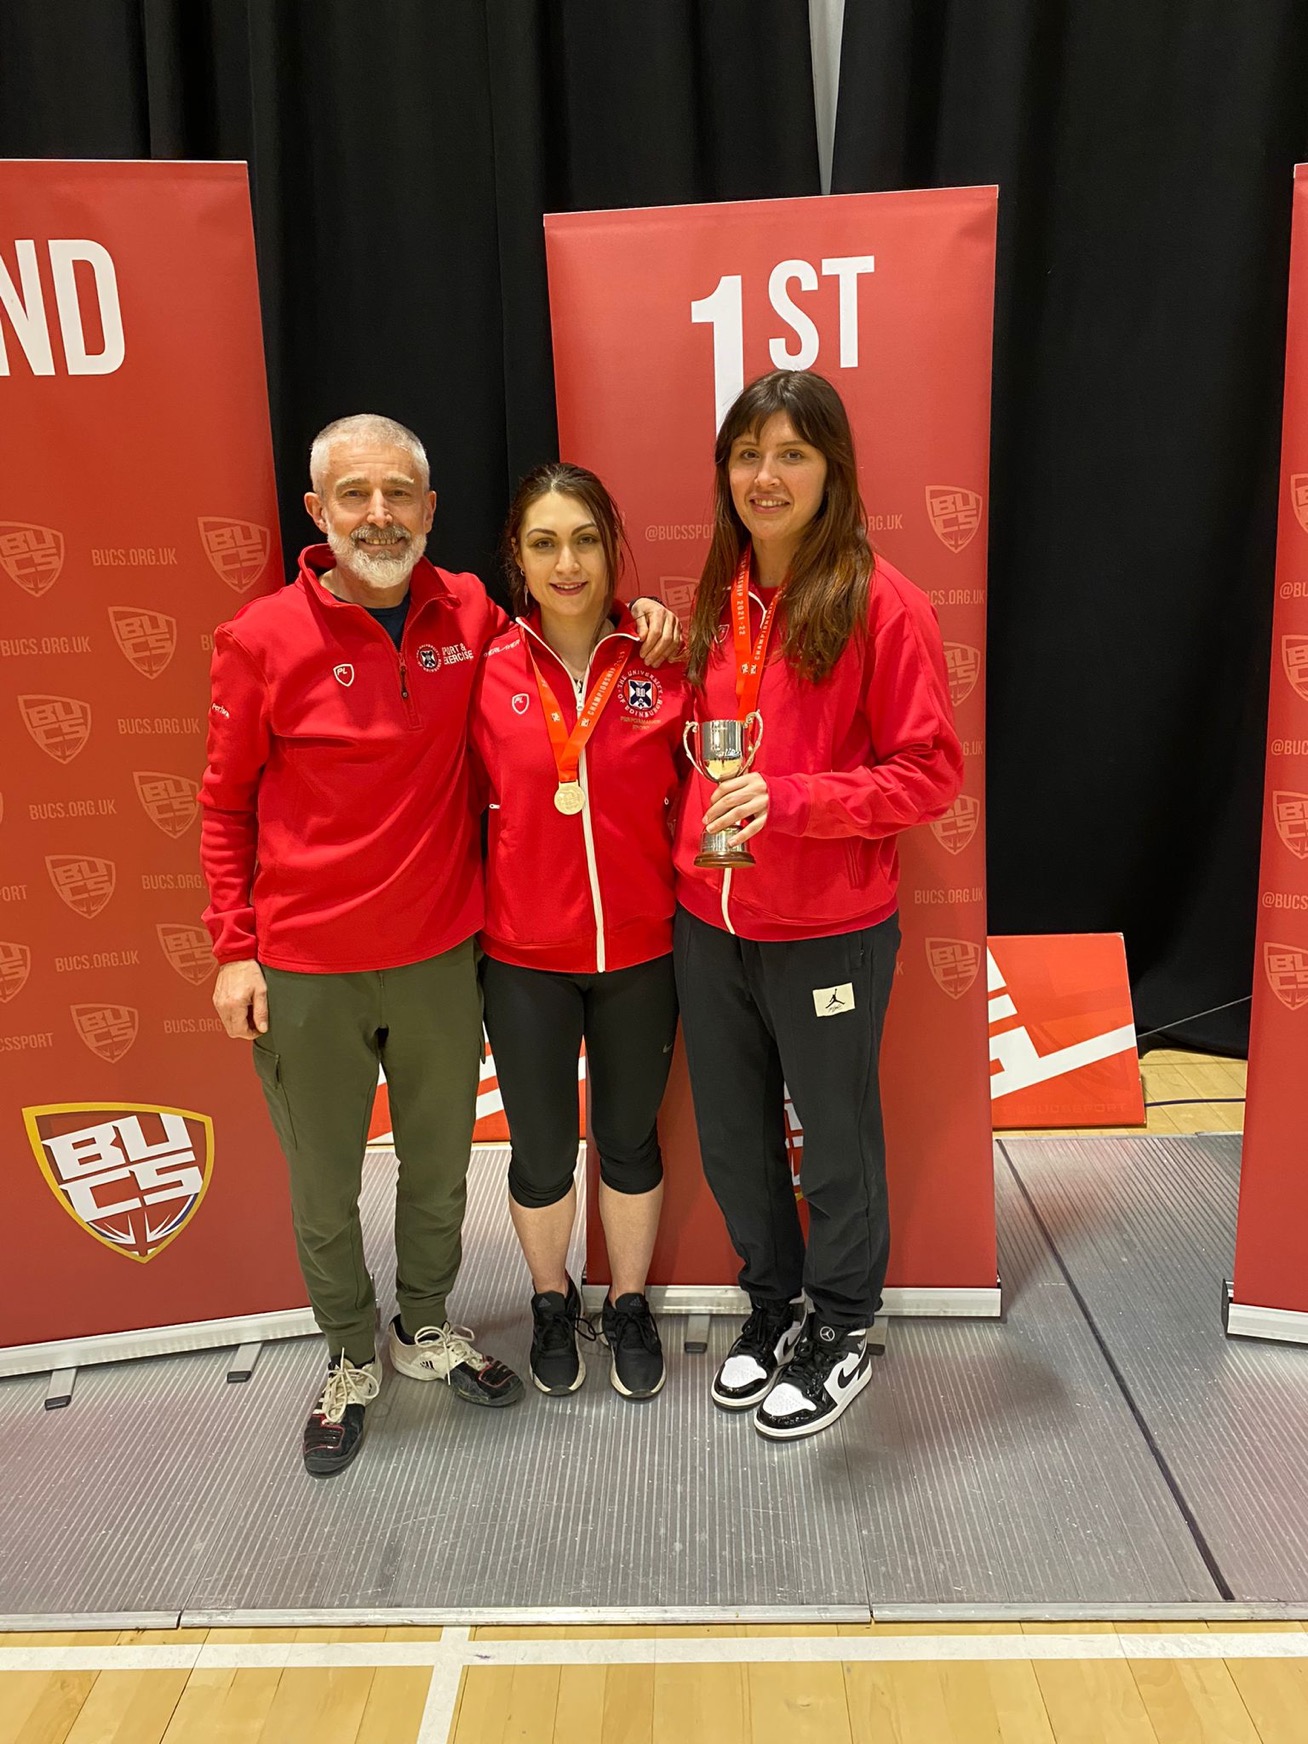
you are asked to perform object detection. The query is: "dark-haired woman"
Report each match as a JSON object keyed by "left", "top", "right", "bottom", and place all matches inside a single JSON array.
[
  {"left": 471, "top": 464, "right": 686, "bottom": 1401},
  {"left": 675, "top": 370, "right": 963, "bottom": 1441}
]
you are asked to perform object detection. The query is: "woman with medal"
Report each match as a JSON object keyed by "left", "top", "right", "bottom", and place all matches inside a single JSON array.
[
  {"left": 674, "top": 370, "right": 964, "bottom": 1441},
  {"left": 471, "top": 463, "right": 687, "bottom": 1401}
]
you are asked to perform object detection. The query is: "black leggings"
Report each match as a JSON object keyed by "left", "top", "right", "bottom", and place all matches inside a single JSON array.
[{"left": 480, "top": 953, "right": 679, "bottom": 1209}]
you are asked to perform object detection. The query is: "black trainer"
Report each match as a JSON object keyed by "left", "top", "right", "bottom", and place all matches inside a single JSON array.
[
  {"left": 302, "top": 1355, "right": 381, "bottom": 1477},
  {"left": 710, "top": 1296, "right": 805, "bottom": 1410},
  {"left": 754, "top": 1315, "right": 873, "bottom": 1441},
  {"left": 529, "top": 1276, "right": 594, "bottom": 1395},
  {"left": 601, "top": 1291, "right": 665, "bottom": 1398}
]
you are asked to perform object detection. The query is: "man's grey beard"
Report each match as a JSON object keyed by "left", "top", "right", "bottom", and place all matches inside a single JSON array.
[{"left": 327, "top": 526, "right": 426, "bottom": 590}]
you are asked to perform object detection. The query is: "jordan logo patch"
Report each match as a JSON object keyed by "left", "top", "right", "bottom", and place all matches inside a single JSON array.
[{"left": 812, "top": 982, "right": 855, "bottom": 1017}]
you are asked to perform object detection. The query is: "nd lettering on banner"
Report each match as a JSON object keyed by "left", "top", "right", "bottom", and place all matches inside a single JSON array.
[
  {"left": 546, "top": 189, "right": 998, "bottom": 1308},
  {"left": 1230, "top": 165, "right": 1308, "bottom": 1344},
  {"left": 0, "top": 163, "right": 309, "bottom": 1374}
]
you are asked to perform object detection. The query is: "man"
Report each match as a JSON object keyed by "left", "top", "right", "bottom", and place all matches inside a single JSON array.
[{"left": 200, "top": 413, "right": 678, "bottom": 1475}]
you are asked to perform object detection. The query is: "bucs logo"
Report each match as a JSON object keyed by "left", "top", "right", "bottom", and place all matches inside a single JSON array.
[
  {"left": 1283, "top": 635, "right": 1308, "bottom": 703},
  {"left": 198, "top": 517, "right": 273, "bottom": 593},
  {"left": 1292, "top": 474, "right": 1308, "bottom": 535},
  {"left": 157, "top": 922, "right": 216, "bottom": 985},
  {"left": 658, "top": 577, "right": 698, "bottom": 621},
  {"left": 1273, "top": 792, "right": 1308, "bottom": 860},
  {"left": 0, "top": 522, "right": 64, "bottom": 597},
  {"left": 511, "top": 693, "right": 530, "bottom": 715},
  {"left": 417, "top": 645, "right": 440, "bottom": 671},
  {"left": 46, "top": 854, "right": 116, "bottom": 919},
  {"left": 624, "top": 674, "right": 661, "bottom": 716},
  {"left": 19, "top": 693, "right": 92, "bottom": 763},
  {"left": 1264, "top": 942, "right": 1308, "bottom": 1011},
  {"left": 24, "top": 1102, "right": 213, "bottom": 1263},
  {"left": 133, "top": 770, "right": 199, "bottom": 838},
  {"left": 943, "top": 643, "right": 981, "bottom": 708},
  {"left": 108, "top": 606, "right": 177, "bottom": 679},
  {"left": 926, "top": 486, "right": 983, "bottom": 554},
  {"left": 930, "top": 795, "right": 981, "bottom": 856},
  {"left": 0, "top": 941, "right": 32, "bottom": 1004},
  {"left": 926, "top": 937, "right": 982, "bottom": 999},
  {"left": 333, "top": 663, "right": 354, "bottom": 687},
  {"left": 71, "top": 1003, "right": 139, "bottom": 1064}
]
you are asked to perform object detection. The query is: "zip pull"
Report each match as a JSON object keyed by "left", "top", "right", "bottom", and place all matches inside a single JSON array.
[{"left": 399, "top": 658, "right": 409, "bottom": 701}]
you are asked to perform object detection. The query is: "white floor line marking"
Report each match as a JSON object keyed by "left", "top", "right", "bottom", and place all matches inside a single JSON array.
[
  {"left": 415, "top": 1628, "right": 467, "bottom": 1744},
  {"left": 2, "top": 1632, "right": 1308, "bottom": 1675}
]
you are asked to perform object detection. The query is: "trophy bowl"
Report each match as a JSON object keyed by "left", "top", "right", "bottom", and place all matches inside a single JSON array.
[{"left": 683, "top": 713, "right": 764, "bottom": 869}]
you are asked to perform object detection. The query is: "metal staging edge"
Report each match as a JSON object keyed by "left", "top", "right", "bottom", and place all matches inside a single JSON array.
[
  {"left": 0, "top": 1307, "right": 318, "bottom": 1379},
  {"left": 580, "top": 1283, "right": 1003, "bottom": 1317},
  {"left": 1225, "top": 1285, "right": 1308, "bottom": 1348}
]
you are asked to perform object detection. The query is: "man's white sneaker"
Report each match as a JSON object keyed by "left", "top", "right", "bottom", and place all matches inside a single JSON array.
[
  {"left": 753, "top": 1317, "right": 872, "bottom": 1441},
  {"left": 388, "top": 1317, "right": 524, "bottom": 1407}
]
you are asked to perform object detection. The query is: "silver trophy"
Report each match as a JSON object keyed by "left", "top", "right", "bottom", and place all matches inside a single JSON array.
[{"left": 683, "top": 712, "right": 764, "bottom": 868}]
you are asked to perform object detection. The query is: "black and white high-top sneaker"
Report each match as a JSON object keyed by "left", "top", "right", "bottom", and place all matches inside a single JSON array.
[
  {"left": 753, "top": 1316, "right": 872, "bottom": 1441},
  {"left": 710, "top": 1296, "right": 805, "bottom": 1411}
]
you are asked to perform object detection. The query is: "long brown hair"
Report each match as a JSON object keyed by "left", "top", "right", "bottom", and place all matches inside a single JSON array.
[
  {"left": 686, "top": 370, "right": 871, "bottom": 685},
  {"left": 501, "top": 461, "right": 628, "bottom": 617}
]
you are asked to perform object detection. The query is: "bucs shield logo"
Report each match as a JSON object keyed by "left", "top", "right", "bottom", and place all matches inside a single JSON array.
[
  {"left": 198, "top": 517, "right": 273, "bottom": 593},
  {"left": 1283, "top": 636, "right": 1308, "bottom": 703},
  {"left": 0, "top": 522, "right": 64, "bottom": 597},
  {"left": 19, "top": 694, "right": 92, "bottom": 763},
  {"left": 134, "top": 770, "right": 199, "bottom": 838},
  {"left": 0, "top": 941, "right": 32, "bottom": 1003},
  {"left": 1291, "top": 474, "right": 1308, "bottom": 534},
  {"left": 108, "top": 606, "right": 177, "bottom": 679},
  {"left": 71, "top": 1003, "right": 139, "bottom": 1064},
  {"left": 943, "top": 643, "right": 981, "bottom": 708},
  {"left": 930, "top": 795, "right": 981, "bottom": 855},
  {"left": 1273, "top": 792, "right": 1308, "bottom": 859},
  {"left": 1264, "top": 943, "right": 1308, "bottom": 1011},
  {"left": 47, "top": 854, "right": 116, "bottom": 919},
  {"left": 24, "top": 1102, "right": 214, "bottom": 1263},
  {"left": 157, "top": 922, "right": 216, "bottom": 985},
  {"left": 926, "top": 486, "right": 983, "bottom": 553},
  {"left": 926, "top": 937, "right": 982, "bottom": 998},
  {"left": 658, "top": 577, "right": 699, "bottom": 621}
]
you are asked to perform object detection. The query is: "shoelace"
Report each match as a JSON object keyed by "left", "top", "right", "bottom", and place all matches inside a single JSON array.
[
  {"left": 608, "top": 1299, "right": 659, "bottom": 1352},
  {"left": 537, "top": 1298, "right": 597, "bottom": 1354},
  {"left": 732, "top": 1302, "right": 791, "bottom": 1359},
  {"left": 318, "top": 1360, "right": 380, "bottom": 1424},
  {"left": 410, "top": 1321, "right": 482, "bottom": 1381}
]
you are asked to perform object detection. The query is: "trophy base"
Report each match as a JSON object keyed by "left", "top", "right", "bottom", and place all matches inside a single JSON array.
[{"left": 694, "top": 848, "right": 756, "bottom": 869}]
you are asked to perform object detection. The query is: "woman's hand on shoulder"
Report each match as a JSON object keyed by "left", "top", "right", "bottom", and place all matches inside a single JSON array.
[
  {"left": 704, "top": 772, "right": 769, "bottom": 846},
  {"left": 630, "top": 597, "right": 682, "bottom": 668}
]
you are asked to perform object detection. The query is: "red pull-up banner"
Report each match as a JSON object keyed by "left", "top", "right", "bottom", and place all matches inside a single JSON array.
[
  {"left": 0, "top": 163, "right": 309, "bottom": 1373},
  {"left": 546, "top": 188, "right": 998, "bottom": 1307},
  {"left": 1231, "top": 164, "right": 1308, "bottom": 1342}
]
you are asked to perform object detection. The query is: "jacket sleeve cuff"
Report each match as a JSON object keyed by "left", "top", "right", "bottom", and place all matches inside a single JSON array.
[{"left": 766, "top": 774, "right": 812, "bottom": 835}]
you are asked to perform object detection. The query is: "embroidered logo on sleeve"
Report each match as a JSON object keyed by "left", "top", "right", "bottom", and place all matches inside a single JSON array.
[
  {"left": 333, "top": 664, "right": 354, "bottom": 687},
  {"left": 813, "top": 983, "right": 855, "bottom": 1017}
]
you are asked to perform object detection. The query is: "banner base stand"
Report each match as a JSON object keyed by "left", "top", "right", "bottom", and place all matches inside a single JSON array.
[
  {"left": 0, "top": 1307, "right": 317, "bottom": 1380},
  {"left": 582, "top": 1283, "right": 1002, "bottom": 1319},
  {"left": 44, "top": 1367, "right": 76, "bottom": 1410},
  {"left": 1223, "top": 1280, "right": 1308, "bottom": 1347}
]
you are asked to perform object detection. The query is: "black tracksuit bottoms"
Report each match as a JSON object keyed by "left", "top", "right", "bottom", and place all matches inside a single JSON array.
[
  {"left": 480, "top": 952, "right": 679, "bottom": 1210},
  {"left": 673, "top": 905, "right": 901, "bottom": 1330}
]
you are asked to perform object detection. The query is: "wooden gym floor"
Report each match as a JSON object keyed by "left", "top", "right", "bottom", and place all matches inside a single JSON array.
[{"left": 8, "top": 1051, "right": 1299, "bottom": 1744}]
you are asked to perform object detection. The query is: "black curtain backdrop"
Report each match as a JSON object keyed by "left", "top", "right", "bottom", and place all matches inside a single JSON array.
[
  {"left": 3, "top": 1, "right": 1304, "bottom": 1053},
  {"left": 834, "top": 0, "right": 1308, "bottom": 1054}
]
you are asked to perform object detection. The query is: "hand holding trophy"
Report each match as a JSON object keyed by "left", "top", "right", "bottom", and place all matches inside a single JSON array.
[{"left": 683, "top": 712, "right": 764, "bottom": 867}]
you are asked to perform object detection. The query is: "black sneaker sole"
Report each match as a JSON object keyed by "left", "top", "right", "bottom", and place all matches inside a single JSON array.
[
  {"left": 710, "top": 1376, "right": 773, "bottom": 1411},
  {"left": 753, "top": 1363, "right": 873, "bottom": 1441},
  {"left": 303, "top": 1437, "right": 365, "bottom": 1477},
  {"left": 609, "top": 1361, "right": 665, "bottom": 1400},
  {"left": 532, "top": 1354, "right": 586, "bottom": 1396}
]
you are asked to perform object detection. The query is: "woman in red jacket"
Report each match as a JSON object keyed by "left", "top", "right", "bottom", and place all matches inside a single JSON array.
[
  {"left": 675, "top": 370, "right": 963, "bottom": 1442},
  {"left": 471, "top": 463, "right": 686, "bottom": 1401}
]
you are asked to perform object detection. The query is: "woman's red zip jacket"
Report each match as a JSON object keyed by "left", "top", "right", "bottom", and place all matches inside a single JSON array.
[
  {"left": 200, "top": 546, "right": 507, "bottom": 972},
  {"left": 470, "top": 605, "right": 689, "bottom": 974},
  {"left": 674, "top": 555, "right": 964, "bottom": 941}
]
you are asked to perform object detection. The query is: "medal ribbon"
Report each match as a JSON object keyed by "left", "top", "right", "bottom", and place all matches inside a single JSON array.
[
  {"left": 522, "top": 629, "right": 634, "bottom": 790},
  {"left": 731, "top": 546, "right": 780, "bottom": 720}
]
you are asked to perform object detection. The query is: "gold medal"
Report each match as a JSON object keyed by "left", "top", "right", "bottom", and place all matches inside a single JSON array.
[{"left": 553, "top": 780, "right": 586, "bottom": 815}]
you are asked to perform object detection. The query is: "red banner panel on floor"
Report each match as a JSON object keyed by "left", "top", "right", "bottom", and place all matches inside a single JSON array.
[
  {"left": 988, "top": 935, "right": 1144, "bottom": 1130},
  {"left": 546, "top": 188, "right": 998, "bottom": 1301},
  {"left": 0, "top": 162, "right": 308, "bottom": 1371},
  {"left": 1232, "top": 164, "right": 1308, "bottom": 1331}
]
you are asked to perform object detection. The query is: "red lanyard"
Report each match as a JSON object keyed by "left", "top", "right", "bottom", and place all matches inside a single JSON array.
[
  {"left": 730, "top": 547, "right": 780, "bottom": 720},
  {"left": 522, "top": 630, "right": 633, "bottom": 813}
]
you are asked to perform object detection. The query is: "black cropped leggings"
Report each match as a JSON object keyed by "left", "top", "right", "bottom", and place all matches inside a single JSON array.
[{"left": 480, "top": 953, "right": 679, "bottom": 1209}]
